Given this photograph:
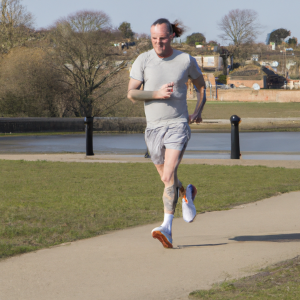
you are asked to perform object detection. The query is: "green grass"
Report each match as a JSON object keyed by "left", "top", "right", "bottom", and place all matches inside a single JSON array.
[
  {"left": 187, "top": 101, "right": 300, "bottom": 119},
  {"left": 1, "top": 160, "right": 300, "bottom": 259},
  {"left": 189, "top": 256, "right": 300, "bottom": 299}
]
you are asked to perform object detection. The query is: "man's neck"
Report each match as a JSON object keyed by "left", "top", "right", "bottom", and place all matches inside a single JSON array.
[{"left": 156, "top": 48, "right": 173, "bottom": 58}]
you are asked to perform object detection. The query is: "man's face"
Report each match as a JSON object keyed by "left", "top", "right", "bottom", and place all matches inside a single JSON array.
[{"left": 150, "top": 24, "right": 174, "bottom": 57}]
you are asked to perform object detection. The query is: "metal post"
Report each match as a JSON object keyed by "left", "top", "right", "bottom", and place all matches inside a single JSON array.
[
  {"left": 230, "top": 115, "right": 241, "bottom": 159},
  {"left": 144, "top": 148, "right": 151, "bottom": 158},
  {"left": 84, "top": 117, "right": 94, "bottom": 156}
]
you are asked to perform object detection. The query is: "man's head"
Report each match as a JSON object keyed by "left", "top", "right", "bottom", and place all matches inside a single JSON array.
[{"left": 150, "top": 18, "right": 174, "bottom": 58}]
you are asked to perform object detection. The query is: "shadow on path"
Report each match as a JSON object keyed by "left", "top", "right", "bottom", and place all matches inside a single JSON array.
[
  {"left": 230, "top": 233, "right": 300, "bottom": 243},
  {"left": 176, "top": 243, "right": 227, "bottom": 249}
]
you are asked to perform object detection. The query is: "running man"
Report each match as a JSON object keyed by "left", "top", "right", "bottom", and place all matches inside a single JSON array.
[{"left": 127, "top": 18, "right": 206, "bottom": 248}]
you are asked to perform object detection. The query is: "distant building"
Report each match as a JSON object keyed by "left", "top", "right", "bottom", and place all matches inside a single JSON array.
[
  {"left": 227, "top": 64, "right": 286, "bottom": 89},
  {"left": 186, "top": 73, "right": 216, "bottom": 99},
  {"left": 227, "top": 65, "right": 266, "bottom": 88},
  {"left": 193, "top": 55, "right": 227, "bottom": 72},
  {"left": 270, "top": 42, "right": 276, "bottom": 50}
]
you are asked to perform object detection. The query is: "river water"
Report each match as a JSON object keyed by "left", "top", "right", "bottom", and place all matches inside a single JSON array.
[{"left": 1, "top": 132, "right": 300, "bottom": 160}]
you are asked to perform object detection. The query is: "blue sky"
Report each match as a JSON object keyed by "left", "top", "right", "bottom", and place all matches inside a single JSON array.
[{"left": 23, "top": 0, "right": 300, "bottom": 44}]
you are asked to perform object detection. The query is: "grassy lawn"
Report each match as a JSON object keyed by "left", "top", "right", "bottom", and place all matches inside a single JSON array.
[
  {"left": 1, "top": 160, "right": 300, "bottom": 259},
  {"left": 189, "top": 256, "right": 300, "bottom": 299},
  {"left": 187, "top": 101, "right": 300, "bottom": 119}
]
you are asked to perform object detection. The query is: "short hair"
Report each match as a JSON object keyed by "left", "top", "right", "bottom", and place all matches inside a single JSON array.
[{"left": 151, "top": 18, "right": 185, "bottom": 37}]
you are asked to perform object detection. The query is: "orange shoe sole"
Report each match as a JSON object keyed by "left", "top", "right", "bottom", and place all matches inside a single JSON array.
[{"left": 152, "top": 231, "right": 173, "bottom": 248}]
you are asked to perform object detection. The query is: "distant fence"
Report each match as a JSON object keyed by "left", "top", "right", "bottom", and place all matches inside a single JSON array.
[{"left": 0, "top": 117, "right": 146, "bottom": 133}]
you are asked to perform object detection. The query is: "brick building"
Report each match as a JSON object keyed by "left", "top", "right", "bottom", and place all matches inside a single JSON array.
[{"left": 227, "top": 65, "right": 266, "bottom": 88}]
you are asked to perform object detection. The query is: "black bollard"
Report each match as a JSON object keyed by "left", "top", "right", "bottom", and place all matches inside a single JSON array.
[
  {"left": 144, "top": 148, "right": 151, "bottom": 158},
  {"left": 230, "top": 115, "right": 241, "bottom": 159},
  {"left": 84, "top": 117, "right": 94, "bottom": 156}
]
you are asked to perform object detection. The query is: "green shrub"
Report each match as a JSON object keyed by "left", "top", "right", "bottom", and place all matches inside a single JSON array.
[{"left": 217, "top": 75, "right": 227, "bottom": 84}]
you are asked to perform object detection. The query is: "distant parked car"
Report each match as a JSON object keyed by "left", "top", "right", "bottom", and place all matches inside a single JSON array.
[{"left": 216, "top": 83, "right": 230, "bottom": 89}]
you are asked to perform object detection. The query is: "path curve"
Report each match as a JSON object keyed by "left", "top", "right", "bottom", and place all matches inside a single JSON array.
[{"left": 0, "top": 191, "right": 300, "bottom": 300}]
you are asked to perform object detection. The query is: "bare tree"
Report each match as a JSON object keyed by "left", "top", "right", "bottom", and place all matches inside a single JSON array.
[
  {"left": 49, "top": 10, "right": 130, "bottom": 117},
  {"left": 0, "top": 0, "right": 34, "bottom": 52},
  {"left": 64, "top": 10, "right": 110, "bottom": 32},
  {"left": 218, "top": 9, "right": 263, "bottom": 46}
]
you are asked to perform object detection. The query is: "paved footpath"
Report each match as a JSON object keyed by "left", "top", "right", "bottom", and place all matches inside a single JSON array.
[{"left": 1, "top": 155, "right": 300, "bottom": 300}]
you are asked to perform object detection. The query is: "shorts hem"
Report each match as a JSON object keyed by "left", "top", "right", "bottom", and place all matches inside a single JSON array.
[
  {"left": 152, "top": 160, "right": 164, "bottom": 165},
  {"left": 165, "top": 144, "right": 185, "bottom": 151}
]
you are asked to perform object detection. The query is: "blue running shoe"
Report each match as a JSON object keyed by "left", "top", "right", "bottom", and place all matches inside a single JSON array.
[{"left": 182, "top": 184, "right": 197, "bottom": 223}]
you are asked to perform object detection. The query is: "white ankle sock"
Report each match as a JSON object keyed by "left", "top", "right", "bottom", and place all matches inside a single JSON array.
[{"left": 161, "top": 213, "right": 174, "bottom": 236}]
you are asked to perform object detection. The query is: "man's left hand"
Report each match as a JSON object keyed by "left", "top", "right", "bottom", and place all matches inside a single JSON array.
[{"left": 189, "top": 114, "right": 202, "bottom": 124}]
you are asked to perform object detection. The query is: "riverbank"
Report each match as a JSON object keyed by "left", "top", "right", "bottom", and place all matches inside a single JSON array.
[
  {"left": 190, "top": 117, "right": 300, "bottom": 132},
  {"left": 1, "top": 117, "right": 300, "bottom": 134},
  {"left": 2, "top": 102, "right": 300, "bottom": 133}
]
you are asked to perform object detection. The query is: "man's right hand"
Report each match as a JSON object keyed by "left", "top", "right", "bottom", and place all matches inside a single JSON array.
[
  {"left": 127, "top": 79, "right": 174, "bottom": 102},
  {"left": 154, "top": 82, "right": 174, "bottom": 99}
]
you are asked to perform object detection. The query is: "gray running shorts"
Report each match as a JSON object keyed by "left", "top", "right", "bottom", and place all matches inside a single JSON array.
[{"left": 145, "top": 122, "right": 191, "bottom": 165}]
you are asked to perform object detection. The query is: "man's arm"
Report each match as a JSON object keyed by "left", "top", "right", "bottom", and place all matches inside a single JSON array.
[
  {"left": 127, "top": 78, "right": 174, "bottom": 103},
  {"left": 189, "top": 74, "right": 206, "bottom": 124}
]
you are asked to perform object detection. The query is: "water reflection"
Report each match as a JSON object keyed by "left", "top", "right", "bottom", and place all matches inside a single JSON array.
[{"left": 1, "top": 132, "right": 300, "bottom": 160}]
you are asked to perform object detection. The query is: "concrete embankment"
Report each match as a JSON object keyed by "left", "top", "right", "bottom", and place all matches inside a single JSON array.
[{"left": 1, "top": 117, "right": 300, "bottom": 133}]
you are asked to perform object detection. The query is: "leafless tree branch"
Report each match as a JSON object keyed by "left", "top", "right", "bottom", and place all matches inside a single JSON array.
[{"left": 218, "top": 9, "right": 264, "bottom": 46}]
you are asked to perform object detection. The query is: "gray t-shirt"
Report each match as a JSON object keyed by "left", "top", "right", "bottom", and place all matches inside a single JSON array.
[{"left": 130, "top": 49, "right": 202, "bottom": 128}]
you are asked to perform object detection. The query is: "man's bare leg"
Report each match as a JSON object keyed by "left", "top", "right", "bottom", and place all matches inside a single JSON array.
[
  {"left": 155, "top": 148, "right": 185, "bottom": 196},
  {"left": 151, "top": 149, "right": 182, "bottom": 248},
  {"left": 155, "top": 164, "right": 164, "bottom": 181},
  {"left": 155, "top": 148, "right": 181, "bottom": 213}
]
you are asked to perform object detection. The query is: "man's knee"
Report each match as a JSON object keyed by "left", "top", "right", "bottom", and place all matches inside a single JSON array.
[
  {"left": 161, "top": 160, "right": 181, "bottom": 185},
  {"left": 161, "top": 173, "right": 173, "bottom": 184},
  {"left": 163, "top": 184, "right": 178, "bottom": 213}
]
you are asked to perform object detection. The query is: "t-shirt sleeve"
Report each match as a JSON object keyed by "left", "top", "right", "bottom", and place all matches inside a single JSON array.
[
  {"left": 130, "top": 54, "right": 144, "bottom": 82},
  {"left": 188, "top": 56, "right": 202, "bottom": 79}
]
